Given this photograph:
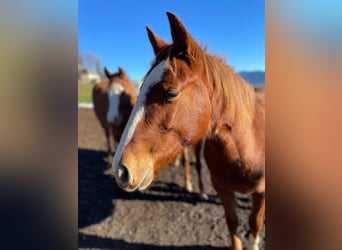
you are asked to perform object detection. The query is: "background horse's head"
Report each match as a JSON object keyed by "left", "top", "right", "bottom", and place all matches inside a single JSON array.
[
  {"left": 112, "top": 12, "right": 211, "bottom": 191},
  {"left": 104, "top": 67, "right": 136, "bottom": 124}
]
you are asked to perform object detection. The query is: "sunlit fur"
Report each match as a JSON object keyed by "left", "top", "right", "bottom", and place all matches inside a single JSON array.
[
  {"left": 158, "top": 46, "right": 256, "bottom": 126},
  {"left": 203, "top": 54, "right": 256, "bottom": 126}
]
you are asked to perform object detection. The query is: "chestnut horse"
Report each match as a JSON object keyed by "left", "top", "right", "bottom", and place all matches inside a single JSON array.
[
  {"left": 112, "top": 12, "right": 265, "bottom": 250},
  {"left": 112, "top": 12, "right": 265, "bottom": 249},
  {"left": 92, "top": 67, "right": 136, "bottom": 157}
]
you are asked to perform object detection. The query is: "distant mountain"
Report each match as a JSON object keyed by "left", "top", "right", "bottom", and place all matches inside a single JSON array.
[{"left": 238, "top": 71, "right": 265, "bottom": 86}]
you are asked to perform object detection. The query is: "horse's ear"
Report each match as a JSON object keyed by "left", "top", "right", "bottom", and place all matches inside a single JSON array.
[
  {"left": 104, "top": 67, "right": 112, "bottom": 79},
  {"left": 146, "top": 26, "right": 168, "bottom": 55},
  {"left": 166, "top": 12, "right": 198, "bottom": 51},
  {"left": 118, "top": 67, "right": 127, "bottom": 79}
]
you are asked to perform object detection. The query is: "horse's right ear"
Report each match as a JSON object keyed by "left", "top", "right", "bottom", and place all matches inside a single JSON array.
[
  {"left": 104, "top": 67, "right": 112, "bottom": 79},
  {"left": 146, "top": 26, "right": 168, "bottom": 55},
  {"left": 118, "top": 67, "right": 127, "bottom": 79},
  {"left": 166, "top": 12, "right": 200, "bottom": 61}
]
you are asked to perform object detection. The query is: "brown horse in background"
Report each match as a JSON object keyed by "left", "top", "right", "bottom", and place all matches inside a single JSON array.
[
  {"left": 112, "top": 12, "right": 265, "bottom": 250},
  {"left": 92, "top": 67, "right": 136, "bottom": 158}
]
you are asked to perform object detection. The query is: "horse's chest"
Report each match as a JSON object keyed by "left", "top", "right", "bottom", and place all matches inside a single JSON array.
[{"left": 204, "top": 137, "right": 264, "bottom": 193}]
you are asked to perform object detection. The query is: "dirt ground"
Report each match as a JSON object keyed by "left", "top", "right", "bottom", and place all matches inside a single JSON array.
[{"left": 78, "top": 108, "right": 265, "bottom": 250}]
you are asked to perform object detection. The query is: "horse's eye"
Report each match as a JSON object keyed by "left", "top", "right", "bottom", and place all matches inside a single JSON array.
[{"left": 163, "top": 89, "right": 178, "bottom": 100}]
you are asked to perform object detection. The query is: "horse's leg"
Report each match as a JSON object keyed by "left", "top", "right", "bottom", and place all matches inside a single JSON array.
[
  {"left": 112, "top": 126, "right": 119, "bottom": 153},
  {"left": 194, "top": 140, "right": 207, "bottom": 199},
  {"left": 247, "top": 192, "right": 265, "bottom": 250},
  {"left": 103, "top": 126, "right": 111, "bottom": 157},
  {"left": 183, "top": 147, "right": 192, "bottom": 192},
  {"left": 99, "top": 122, "right": 112, "bottom": 164},
  {"left": 173, "top": 154, "right": 181, "bottom": 167},
  {"left": 217, "top": 191, "right": 242, "bottom": 250}
]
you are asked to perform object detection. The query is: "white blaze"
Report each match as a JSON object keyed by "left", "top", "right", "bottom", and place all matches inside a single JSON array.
[
  {"left": 106, "top": 82, "right": 124, "bottom": 123},
  {"left": 112, "top": 60, "right": 167, "bottom": 172}
]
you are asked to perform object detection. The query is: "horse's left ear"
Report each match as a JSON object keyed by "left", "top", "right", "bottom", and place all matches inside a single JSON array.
[
  {"left": 146, "top": 26, "right": 168, "bottom": 55},
  {"left": 104, "top": 67, "right": 112, "bottom": 79},
  {"left": 166, "top": 12, "right": 200, "bottom": 57}
]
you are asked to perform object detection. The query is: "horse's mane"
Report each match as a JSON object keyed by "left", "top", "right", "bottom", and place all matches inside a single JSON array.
[{"left": 200, "top": 48, "right": 256, "bottom": 125}]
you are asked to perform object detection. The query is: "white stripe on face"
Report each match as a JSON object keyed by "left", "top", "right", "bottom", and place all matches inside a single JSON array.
[
  {"left": 112, "top": 60, "right": 167, "bottom": 171},
  {"left": 106, "top": 82, "right": 124, "bottom": 123}
]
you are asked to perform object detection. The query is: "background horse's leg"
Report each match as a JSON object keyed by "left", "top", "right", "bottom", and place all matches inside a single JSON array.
[
  {"left": 182, "top": 147, "right": 192, "bottom": 192},
  {"left": 217, "top": 191, "right": 243, "bottom": 250},
  {"left": 247, "top": 192, "right": 265, "bottom": 250},
  {"left": 173, "top": 154, "right": 181, "bottom": 167},
  {"left": 102, "top": 125, "right": 112, "bottom": 165},
  {"left": 101, "top": 124, "right": 111, "bottom": 159},
  {"left": 194, "top": 140, "right": 207, "bottom": 199},
  {"left": 112, "top": 125, "right": 120, "bottom": 154}
]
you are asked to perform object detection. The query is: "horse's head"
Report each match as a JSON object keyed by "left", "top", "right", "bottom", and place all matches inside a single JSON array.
[
  {"left": 104, "top": 67, "right": 136, "bottom": 124},
  {"left": 112, "top": 12, "right": 211, "bottom": 191}
]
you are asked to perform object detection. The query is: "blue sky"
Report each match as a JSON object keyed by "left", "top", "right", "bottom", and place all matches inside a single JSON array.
[{"left": 78, "top": 0, "right": 264, "bottom": 80}]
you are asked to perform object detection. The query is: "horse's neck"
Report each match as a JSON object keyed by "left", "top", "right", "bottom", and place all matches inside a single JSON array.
[
  {"left": 206, "top": 70, "right": 254, "bottom": 138},
  {"left": 206, "top": 76, "right": 266, "bottom": 168}
]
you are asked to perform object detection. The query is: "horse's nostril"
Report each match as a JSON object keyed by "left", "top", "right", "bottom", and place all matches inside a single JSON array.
[{"left": 117, "top": 165, "right": 130, "bottom": 187}]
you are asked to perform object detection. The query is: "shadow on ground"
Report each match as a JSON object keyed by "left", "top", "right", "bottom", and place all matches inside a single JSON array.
[
  {"left": 78, "top": 148, "right": 222, "bottom": 229},
  {"left": 79, "top": 148, "right": 252, "bottom": 249},
  {"left": 78, "top": 232, "right": 229, "bottom": 250}
]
